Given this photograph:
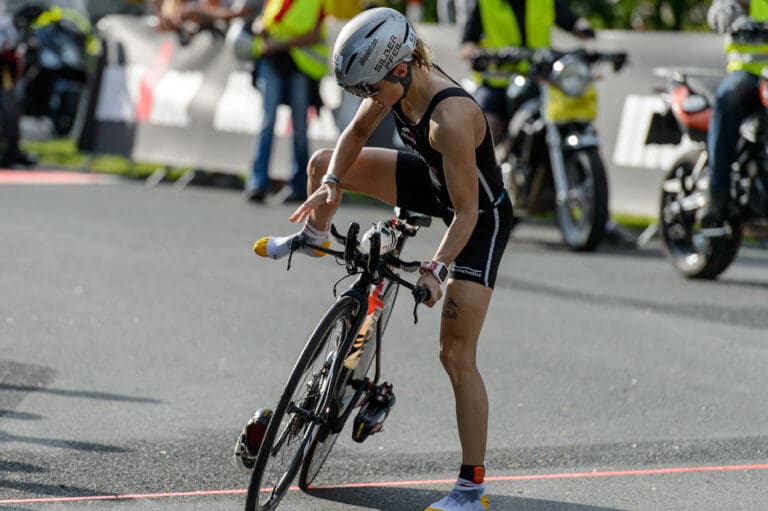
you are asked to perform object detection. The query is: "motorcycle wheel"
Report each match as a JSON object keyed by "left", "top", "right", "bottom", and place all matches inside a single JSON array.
[
  {"left": 659, "top": 151, "right": 741, "bottom": 279},
  {"left": 555, "top": 148, "right": 608, "bottom": 251},
  {"left": 0, "top": 92, "right": 20, "bottom": 165},
  {"left": 51, "top": 90, "right": 80, "bottom": 136}
]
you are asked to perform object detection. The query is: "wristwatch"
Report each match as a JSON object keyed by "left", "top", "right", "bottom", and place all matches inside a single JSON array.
[
  {"left": 419, "top": 261, "right": 448, "bottom": 284},
  {"left": 321, "top": 173, "right": 340, "bottom": 186}
]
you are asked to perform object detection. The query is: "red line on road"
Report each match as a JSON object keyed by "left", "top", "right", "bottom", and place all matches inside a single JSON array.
[
  {"left": 2, "top": 463, "right": 767, "bottom": 505},
  {"left": 0, "top": 170, "right": 116, "bottom": 184}
]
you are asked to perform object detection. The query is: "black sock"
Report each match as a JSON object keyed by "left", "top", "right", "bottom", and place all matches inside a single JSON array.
[{"left": 459, "top": 464, "right": 485, "bottom": 484}]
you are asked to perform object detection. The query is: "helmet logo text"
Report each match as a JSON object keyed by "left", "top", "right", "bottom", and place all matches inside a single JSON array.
[
  {"left": 374, "top": 35, "right": 401, "bottom": 73},
  {"left": 359, "top": 39, "right": 378, "bottom": 66}
]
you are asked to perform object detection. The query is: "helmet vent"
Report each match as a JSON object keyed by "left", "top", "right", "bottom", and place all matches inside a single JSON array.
[
  {"left": 365, "top": 20, "right": 387, "bottom": 38},
  {"left": 345, "top": 53, "right": 358, "bottom": 74}
]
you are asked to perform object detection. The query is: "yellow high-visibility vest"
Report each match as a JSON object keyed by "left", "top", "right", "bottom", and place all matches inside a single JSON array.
[
  {"left": 263, "top": 0, "right": 329, "bottom": 80},
  {"left": 725, "top": 0, "right": 768, "bottom": 75},
  {"left": 474, "top": 0, "right": 554, "bottom": 86},
  {"left": 32, "top": 6, "right": 100, "bottom": 55}
]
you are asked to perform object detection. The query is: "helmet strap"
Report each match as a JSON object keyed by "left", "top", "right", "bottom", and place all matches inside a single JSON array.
[{"left": 384, "top": 59, "right": 413, "bottom": 102}]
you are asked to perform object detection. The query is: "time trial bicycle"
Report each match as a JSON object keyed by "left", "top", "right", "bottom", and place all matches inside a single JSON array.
[{"left": 237, "top": 207, "right": 433, "bottom": 511}]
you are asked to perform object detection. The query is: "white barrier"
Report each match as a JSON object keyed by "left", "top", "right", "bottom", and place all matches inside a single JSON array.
[{"left": 80, "top": 16, "right": 728, "bottom": 217}]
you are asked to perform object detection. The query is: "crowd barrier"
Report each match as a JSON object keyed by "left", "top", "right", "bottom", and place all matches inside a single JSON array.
[{"left": 79, "top": 15, "right": 727, "bottom": 217}]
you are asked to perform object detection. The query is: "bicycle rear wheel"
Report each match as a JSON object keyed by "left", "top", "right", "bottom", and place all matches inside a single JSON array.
[
  {"left": 299, "top": 281, "right": 400, "bottom": 489},
  {"left": 245, "top": 297, "right": 361, "bottom": 511}
]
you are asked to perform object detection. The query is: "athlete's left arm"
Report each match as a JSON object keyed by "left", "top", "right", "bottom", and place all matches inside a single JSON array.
[{"left": 428, "top": 97, "right": 482, "bottom": 266}]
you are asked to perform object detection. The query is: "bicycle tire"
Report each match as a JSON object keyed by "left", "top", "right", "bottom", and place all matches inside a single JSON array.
[
  {"left": 299, "top": 281, "right": 400, "bottom": 489},
  {"left": 245, "top": 297, "right": 361, "bottom": 511}
]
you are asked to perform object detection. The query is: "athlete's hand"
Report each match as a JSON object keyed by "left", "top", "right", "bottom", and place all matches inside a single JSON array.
[
  {"left": 289, "top": 183, "right": 337, "bottom": 223},
  {"left": 416, "top": 273, "right": 442, "bottom": 308}
]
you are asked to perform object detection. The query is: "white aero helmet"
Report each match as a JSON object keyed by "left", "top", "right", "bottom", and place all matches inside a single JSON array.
[{"left": 333, "top": 7, "right": 417, "bottom": 97}]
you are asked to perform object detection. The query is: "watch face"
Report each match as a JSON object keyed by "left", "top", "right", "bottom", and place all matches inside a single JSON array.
[{"left": 421, "top": 261, "right": 448, "bottom": 283}]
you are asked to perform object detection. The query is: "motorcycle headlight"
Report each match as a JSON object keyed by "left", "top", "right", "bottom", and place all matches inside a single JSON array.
[
  {"left": 61, "top": 43, "right": 81, "bottom": 67},
  {"left": 40, "top": 47, "right": 62, "bottom": 69},
  {"left": 551, "top": 55, "right": 591, "bottom": 97}
]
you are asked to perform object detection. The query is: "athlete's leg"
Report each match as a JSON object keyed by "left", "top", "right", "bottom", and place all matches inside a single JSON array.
[
  {"left": 438, "top": 279, "right": 492, "bottom": 466},
  {"left": 254, "top": 147, "right": 400, "bottom": 259},
  {"left": 305, "top": 147, "right": 399, "bottom": 231},
  {"left": 425, "top": 278, "right": 492, "bottom": 511}
]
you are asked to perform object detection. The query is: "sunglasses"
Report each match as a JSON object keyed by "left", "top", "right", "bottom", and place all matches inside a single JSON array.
[
  {"left": 343, "top": 81, "right": 379, "bottom": 98},
  {"left": 342, "top": 60, "right": 411, "bottom": 98}
]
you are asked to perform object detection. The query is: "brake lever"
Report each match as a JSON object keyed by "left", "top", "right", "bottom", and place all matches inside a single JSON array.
[
  {"left": 285, "top": 235, "right": 304, "bottom": 271},
  {"left": 330, "top": 223, "right": 346, "bottom": 243},
  {"left": 411, "top": 286, "right": 431, "bottom": 324}
]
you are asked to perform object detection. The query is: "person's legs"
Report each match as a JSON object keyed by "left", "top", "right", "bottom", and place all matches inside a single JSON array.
[
  {"left": 286, "top": 70, "right": 312, "bottom": 200},
  {"left": 704, "top": 70, "right": 760, "bottom": 223},
  {"left": 247, "top": 60, "right": 284, "bottom": 197},
  {"left": 426, "top": 279, "right": 492, "bottom": 511},
  {"left": 439, "top": 279, "right": 491, "bottom": 465}
]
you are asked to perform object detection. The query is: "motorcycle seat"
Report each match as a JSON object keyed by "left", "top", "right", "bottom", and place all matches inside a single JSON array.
[{"left": 684, "top": 75, "right": 720, "bottom": 106}]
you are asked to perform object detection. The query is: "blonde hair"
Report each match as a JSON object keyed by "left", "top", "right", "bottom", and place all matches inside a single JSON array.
[{"left": 412, "top": 38, "right": 433, "bottom": 71}]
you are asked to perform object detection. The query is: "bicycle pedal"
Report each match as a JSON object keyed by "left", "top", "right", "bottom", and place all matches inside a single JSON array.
[{"left": 351, "top": 383, "right": 395, "bottom": 443}]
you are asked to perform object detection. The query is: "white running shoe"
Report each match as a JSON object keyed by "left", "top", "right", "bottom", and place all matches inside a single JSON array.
[
  {"left": 253, "top": 232, "right": 330, "bottom": 259},
  {"left": 425, "top": 484, "right": 489, "bottom": 511}
]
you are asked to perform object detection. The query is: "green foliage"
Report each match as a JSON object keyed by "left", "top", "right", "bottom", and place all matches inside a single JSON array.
[
  {"left": 412, "top": 0, "right": 709, "bottom": 30},
  {"left": 21, "top": 138, "right": 190, "bottom": 179},
  {"left": 566, "top": 0, "right": 710, "bottom": 31}
]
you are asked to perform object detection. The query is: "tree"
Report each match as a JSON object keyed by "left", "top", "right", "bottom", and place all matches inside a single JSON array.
[{"left": 567, "top": 0, "right": 709, "bottom": 31}]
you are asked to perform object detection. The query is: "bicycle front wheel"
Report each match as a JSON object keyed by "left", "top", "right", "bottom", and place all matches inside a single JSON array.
[{"left": 245, "top": 297, "right": 361, "bottom": 511}]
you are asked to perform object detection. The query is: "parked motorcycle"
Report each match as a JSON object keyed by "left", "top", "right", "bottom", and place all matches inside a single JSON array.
[
  {"left": 0, "top": 13, "right": 21, "bottom": 164},
  {"left": 472, "top": 47, "right": 627, "bottom": 251},
  {"left": 656, "top": 52, "right": 768, "bottom": 278},
  {"left": 13, "top": 3, "right": 97, "bottom": 136}
]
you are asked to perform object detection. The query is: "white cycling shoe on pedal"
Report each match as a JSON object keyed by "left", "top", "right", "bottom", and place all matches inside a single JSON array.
[
  {"left": 253, "top": 231, "right": 330, "bottom": 260},
  {"left": 425, "top": 483, "right": 489, "bottom": 511}
]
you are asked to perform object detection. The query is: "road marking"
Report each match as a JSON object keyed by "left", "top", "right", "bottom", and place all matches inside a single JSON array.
[
  {"left": 0, "top": 170, "right": 119, "bottom": 185},
  {"left": 1, "top": 463, "right": 767, "bottom": 505}
]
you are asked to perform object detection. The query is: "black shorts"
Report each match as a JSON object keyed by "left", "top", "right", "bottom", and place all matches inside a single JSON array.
[{"left": 394, "top": 151, "right": 513, "bottom": 289}]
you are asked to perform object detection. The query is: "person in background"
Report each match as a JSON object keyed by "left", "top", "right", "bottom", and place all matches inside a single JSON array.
[
  {"left": 701, "top": 0, "right": 767, "bottom": 227},
  {"left": 243, "top": 0, "right": 327, "bottom": 203},
  {"left": 151, "top": 0, "right": 257, "bottom": 37},
  {"left": 459, "top": 0, "right": 635, "bottom": 247},
  {"left": 459, "top": 0, "right": 593, "bottom": 145},
  {"left": 0, "top": 4, "right": 35, "bottom": 167},
  {"left": 252, "top": 7, "right": 513, "bottom": 510}
]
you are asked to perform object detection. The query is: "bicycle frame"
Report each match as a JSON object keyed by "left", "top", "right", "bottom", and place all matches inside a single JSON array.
[{"left": 300, "top": 217, "right": 429, "bottom": 434}]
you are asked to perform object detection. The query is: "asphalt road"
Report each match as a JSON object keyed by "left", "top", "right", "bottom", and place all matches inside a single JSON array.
[{"left": 1, "top": 176, "right": 768, "bottom": 511}]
